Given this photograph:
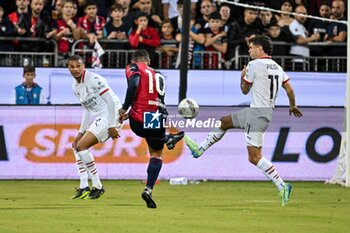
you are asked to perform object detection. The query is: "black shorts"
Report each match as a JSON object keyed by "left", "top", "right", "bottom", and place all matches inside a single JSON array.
[{"left": 129, "top": 115, "right": 166, "bottom": 150}]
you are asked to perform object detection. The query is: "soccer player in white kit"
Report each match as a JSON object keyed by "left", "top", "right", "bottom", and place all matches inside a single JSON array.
[
  {"left": 184, "top": 35, "right": 303, "bottom": 206},
  {"left": 68, "top": 55, "right": 123, "bottom": 199}
]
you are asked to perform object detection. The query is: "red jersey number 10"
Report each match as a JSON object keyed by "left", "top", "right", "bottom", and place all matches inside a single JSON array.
[{"left": 145, "top": 69, "right": 165, "bottom": 96}]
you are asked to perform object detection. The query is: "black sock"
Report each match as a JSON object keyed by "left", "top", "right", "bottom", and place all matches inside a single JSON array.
[{"left": 146, "top": 158, "right": 163, "bottom": 190}]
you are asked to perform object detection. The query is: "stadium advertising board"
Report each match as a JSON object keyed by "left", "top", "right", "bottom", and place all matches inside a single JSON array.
[
  {"left": 0, "top": 106, "right": 343, "bottom": 180},
  {"left": 0, "top": 68, "right": 345, "bottom": 106}
]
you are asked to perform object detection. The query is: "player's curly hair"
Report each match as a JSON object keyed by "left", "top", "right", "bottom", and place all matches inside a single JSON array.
[{"left": 250, "top": 35, "right": 273, "bottom": 55}]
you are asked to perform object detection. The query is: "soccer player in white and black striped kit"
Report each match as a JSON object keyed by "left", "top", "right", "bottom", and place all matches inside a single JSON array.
[{"left": 185, "top": 35, "right": 303, "bottom": 206}]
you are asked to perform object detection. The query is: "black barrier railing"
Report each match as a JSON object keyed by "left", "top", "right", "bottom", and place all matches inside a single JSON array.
[
  {"left": 71, "top": 39, "right": 224, "bottom": 69},
  {"left": 0, "top": 37, "right": 346, "bottom": 71},
  {"left": 0, "top": 37, "right": 58, "bottom": 67},
  {"left": 232, "top": 42, "right": 347, "bottom": 72}
]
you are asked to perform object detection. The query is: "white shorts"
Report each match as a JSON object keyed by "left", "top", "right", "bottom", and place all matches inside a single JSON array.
[
  {"left": 87, "top": 117, "right": 123, "bottom": 143},
  {"left": 231, "top": 108, "right": 272, "bottom": 147},
  {"left": 87, "top": 117, "right": 109, "bottom": 143}
]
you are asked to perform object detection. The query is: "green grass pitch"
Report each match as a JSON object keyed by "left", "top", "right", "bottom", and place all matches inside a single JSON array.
[{"left": 0, "top": 180, "right": 349, "bottom": 233}]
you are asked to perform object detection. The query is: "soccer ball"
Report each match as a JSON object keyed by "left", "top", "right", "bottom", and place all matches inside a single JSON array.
[{"left": 178, "top": 98, "right": 199, "bottom": 119}]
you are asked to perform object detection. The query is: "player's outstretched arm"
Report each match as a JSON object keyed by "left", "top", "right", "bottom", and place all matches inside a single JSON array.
[{"left": 282, "top": 81, "right": 303, "bottom": 117}]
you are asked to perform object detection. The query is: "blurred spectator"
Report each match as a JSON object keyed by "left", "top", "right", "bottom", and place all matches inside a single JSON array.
[
  {"left": 77, "top": 0, "right": 105, "bottom": 45},
  {"left": 75, "top": 0, "right": 109, "bottom": 18},
  {"left": 324, "top": 0, "right": 347, "bottom": 56},
  {"left": 103, "top": 3, "right": 130, "bottom": 49},
  {"left": 115, "top": 0, "right": 132, "bottom": 16},
  {"left": 157, "top": 20, "right": 178, "bottom": 68},
  {"left": 195, "top": 0, "right": 215, "bottom": 30},
  {"left": 129, "top": 0, "right": 162, "bottom": 29},
  {"left": 0, "top": 6, "right": 17, "bottom": 53},
  {"left": 110, "top": 0, "right": 132, "bottom": 30},
  {"left": 8, "top": 0, "right": 29, "bottom": 23},
  {"left": 132, "top": 0, "right": 163, "bottom": 19},
  {"left": 129, "top": 12, "right": 160, "bottom": 67},
  {"left": 292, "top": 0, "right": 309, "bottom": 9},
  {"left": 275, "top": 0, "right": 294, "bottom": 27},
  {"left": 157, "top": 20, "right": 178, "bottom": 56},
  {"left": 267, "top": 21, "right": 294, "bottom": 56},
  {"left": 289, "top": 5, "right": 320, "bottom": 69},
  {"left": 258, "top": 10, "right": 275, "bottom": 34},
  {"left": 203, "top": 12, "right": 227, "bottom": 68},
  {"left": 169, "top": 0, "right": 183, "bottom": 34},
  {"left": 226, "top": 7, "right": 260, "bottom": 62},
  {"left": 13, "top": 65, "right": 46, "bottom": 105},
  {"left": 8, "top": 0, "right": 31, "bottom": 37},
  {"left": 309, "top": 0, "right": 330, "bottom": 17},
  {"left": 173, "top": 0, "right": 206, "bottom": 68},
  {"left": 51, "top": 0, "right": 63, "bottom": 20},
  {"left": 175, "top": 16, "right": 197, "bottom": 68},
  {"left": 162, "top": 0, "right": 197, "bottom": 21},
  {"left": 9, "top": 0, "right": 51, "bottom": 40},
  {"left": 308, "top": 1, "right": 331, "bottom": 56},
  {"left": 218, "top": 3, "right": 232, "bottom": 33},
  {"left": 14, "top": 0, "right": 53, "bottom": 55},
  {"left": 192, "top": 0, "right": 215, "bottom": 67},
  {"left": 30, "top": 0, "right": 52, "bottom": 39},
  {"left": 51, "top": 0, "right": 81, "bottom": 63},
  {"left": 308, "top": 1, "right": 330, "bottom": 38},
  {"left": 227, "top": 0, "right": 270, "bottom": 22}
]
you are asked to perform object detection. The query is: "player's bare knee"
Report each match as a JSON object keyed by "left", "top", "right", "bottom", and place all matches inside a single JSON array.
[
  {"left": 247, "top": 147, "right": 262, "bottom": 165},
  {"left": 149, "top": 148, "right": 163, "bottom": 159},
  {"left": 75, "top": 142, "right": 88, "bottom": 152},
  {"left": 220, "top": 116, "right": 233, "bottom": 130},
  {"left": 248, "top": 155, "right": 260, "bottom": 165}
]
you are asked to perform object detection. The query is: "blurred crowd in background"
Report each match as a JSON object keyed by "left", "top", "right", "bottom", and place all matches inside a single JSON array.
[{"left": 0, "top": 0, "right": 347, "bottom": 69}]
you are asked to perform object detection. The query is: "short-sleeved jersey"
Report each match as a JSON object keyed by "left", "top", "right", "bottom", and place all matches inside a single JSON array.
[
  {"left": 244, "top": 57, "right": 290, "bottom": 108},
  {"left": 72, "top": 70, "right": 122, "bottom": 118},
  {"left": 125, "top": 62, "right": 166, "bottom": 122}
]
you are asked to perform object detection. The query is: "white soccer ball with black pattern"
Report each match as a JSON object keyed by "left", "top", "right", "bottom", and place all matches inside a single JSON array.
[{"left": 178, "top": 98, "right": 199, "bottom": 119}]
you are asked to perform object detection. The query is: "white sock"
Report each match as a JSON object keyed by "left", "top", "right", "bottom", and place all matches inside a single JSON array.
[
  {"left": 256, "top": 157, "right": 285, "bottom": 191},
  {"left": 73, "top": 150, "right": 89, "bottom": 189},
  {"left": 200, "top": 128, "right": 226, "bottom": 150},
  {"left": 77, "top": 150, "right": 103, "bottom": 189}
]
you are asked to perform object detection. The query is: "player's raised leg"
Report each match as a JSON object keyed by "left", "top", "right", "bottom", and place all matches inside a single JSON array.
[
  {"left": 165, "top": 131, "right": 185, "bottom": 150},
  {"left": 184, "top": 115, "right": 232, "bottom": 158}
]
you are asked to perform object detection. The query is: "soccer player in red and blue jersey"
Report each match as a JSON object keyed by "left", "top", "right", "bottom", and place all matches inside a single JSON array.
[{"left": 119, "top": 49, "right": 184, "bottom": 208}]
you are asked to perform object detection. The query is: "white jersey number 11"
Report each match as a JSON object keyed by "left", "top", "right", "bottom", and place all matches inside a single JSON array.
[{"left": 268, "top": 75, "right": 279, "bottom": 100}]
